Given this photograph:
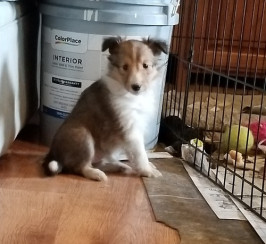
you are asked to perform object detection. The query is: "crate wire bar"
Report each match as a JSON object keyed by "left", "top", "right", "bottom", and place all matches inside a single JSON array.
[{"left": 162, "top": 0, "right": 266, "bottom": 221}]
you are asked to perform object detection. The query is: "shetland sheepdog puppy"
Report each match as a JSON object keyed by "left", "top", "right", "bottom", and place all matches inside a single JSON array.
[{"left": 42, "top": 37, "right": 167, "bottom": 181}]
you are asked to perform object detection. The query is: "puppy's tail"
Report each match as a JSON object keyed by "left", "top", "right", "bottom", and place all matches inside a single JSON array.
[{"left": 42, "top": 154, "right": 63, "bottom": 176}]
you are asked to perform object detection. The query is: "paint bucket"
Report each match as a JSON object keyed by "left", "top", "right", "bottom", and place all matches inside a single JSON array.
[{"left": 40, "top": 0, "right": 179, "bottom": 149}]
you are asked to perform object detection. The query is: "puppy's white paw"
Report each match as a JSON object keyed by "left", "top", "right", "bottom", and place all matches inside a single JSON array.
[
  {"left": 93, "top": 169, "right": 108, "bottom": 181},
  {"left": 138, "top": 166, "right": 162, "bottom": 178},
  {"left": 82, "top": 168, "right": 108, "bottom": 181},
  {"left": 95, "top": 160, "right": 134, "bottom": 175},
  {"left": 120, "top": 164, "right": 135, "bottom": 175}
]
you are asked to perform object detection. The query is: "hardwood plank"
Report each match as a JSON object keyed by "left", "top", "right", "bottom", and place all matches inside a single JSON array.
[
  {"left": 55, "top": 175, "right": 178, "bottom": 244},
  {"left": 0, "top": 140, "right": 180, "bottom": 244},
  {"left": 0, "top": 189, "right": 64, "bottom": 244}
]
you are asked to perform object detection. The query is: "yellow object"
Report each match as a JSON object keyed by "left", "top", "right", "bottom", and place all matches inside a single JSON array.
[
  {"left": 190, "top": 138, "right": 203, "bottom": 148},
  {"left": 221, "top": 125, "right": 254, "bottom": 154}
]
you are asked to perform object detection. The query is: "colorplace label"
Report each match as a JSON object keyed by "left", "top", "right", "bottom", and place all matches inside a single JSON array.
[{"left": 51, "top": 29, "right": 88, "bottom": 53}]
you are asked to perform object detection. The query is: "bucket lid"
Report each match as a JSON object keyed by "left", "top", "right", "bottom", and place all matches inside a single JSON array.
[
  {"left": 40, "top": 0, "right": 179, "bottom": 26},
  {"left": 41, "top": 0, "right": 179, "bottom": 6}
]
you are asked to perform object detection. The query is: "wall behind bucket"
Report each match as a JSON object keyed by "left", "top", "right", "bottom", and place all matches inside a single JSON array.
[{"left": 40, "top": 0, "right": 179, "bottom": 149}]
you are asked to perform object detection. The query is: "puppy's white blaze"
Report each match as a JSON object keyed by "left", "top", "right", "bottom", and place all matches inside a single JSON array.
[
  {"left": 102, "top": 76, "right": 155, "bottom": 135},
  {"left": 48, "top": 160, "right": 59, "bottom": 173}
]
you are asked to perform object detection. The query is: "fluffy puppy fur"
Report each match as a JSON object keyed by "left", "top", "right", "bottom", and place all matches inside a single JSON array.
[{"left": 42, "top": 37, "right": 167, "bottom": 181}]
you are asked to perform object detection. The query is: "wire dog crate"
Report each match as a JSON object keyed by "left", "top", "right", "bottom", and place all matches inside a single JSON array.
[{"left": 161, "top": 0, "right": 266, "bottom": 221}]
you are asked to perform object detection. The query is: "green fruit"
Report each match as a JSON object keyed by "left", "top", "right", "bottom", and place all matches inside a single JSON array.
[{"left": 221, "top": 125, "right": 254, "bottom": 154}]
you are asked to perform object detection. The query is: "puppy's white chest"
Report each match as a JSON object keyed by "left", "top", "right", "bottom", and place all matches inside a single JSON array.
[{"left": 114, "top": 92, "right": 154, "bottom": 133}]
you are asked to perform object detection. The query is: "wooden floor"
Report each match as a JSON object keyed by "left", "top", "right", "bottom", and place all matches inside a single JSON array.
[{"left": 0, "top": 139, "right": 180, "bottom": 244}]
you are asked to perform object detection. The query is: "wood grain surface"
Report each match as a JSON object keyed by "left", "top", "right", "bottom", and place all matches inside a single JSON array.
[{"left": 0, "top": 140, "right": 180, "bottom": 244}]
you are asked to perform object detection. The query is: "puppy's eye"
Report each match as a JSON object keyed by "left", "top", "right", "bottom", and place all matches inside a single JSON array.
[
  {"left": 143, "top": 63, "right": 149, "bottom": 69},
  {"left": 122, "top": 64, "right": 128, "bottom": 71}
]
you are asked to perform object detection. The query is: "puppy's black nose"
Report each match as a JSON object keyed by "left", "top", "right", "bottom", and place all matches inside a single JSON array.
[{"left": 131, "top": 84, "right": 141, "bottom": 92}]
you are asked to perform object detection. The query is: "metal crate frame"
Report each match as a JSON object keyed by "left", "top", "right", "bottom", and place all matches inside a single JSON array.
[{"left": 162, "top": 0, "right": 266, "bottom": 221}]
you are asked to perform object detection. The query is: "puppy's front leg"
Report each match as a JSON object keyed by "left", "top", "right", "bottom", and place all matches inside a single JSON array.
[
  {"left": 94, "top": 155, "right": 134, "bottom": 175},
  {"left": 125, "top": 132, "right": 162, "bottom": 178}
]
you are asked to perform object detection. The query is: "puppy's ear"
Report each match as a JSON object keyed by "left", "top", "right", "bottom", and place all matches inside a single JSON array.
[
  {"left": 102, "top": 37, "right": 122, "bottom": 54},
  {"left": 143, "top": 38, "right": 168, "bottom": 56}
]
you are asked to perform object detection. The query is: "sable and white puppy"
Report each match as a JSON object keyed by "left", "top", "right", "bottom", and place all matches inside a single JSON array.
[{"left": 43, "top": 37, "right": 167, "bottom": 181}]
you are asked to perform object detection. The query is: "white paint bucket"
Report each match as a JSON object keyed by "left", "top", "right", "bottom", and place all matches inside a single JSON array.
[{"left": 40, "top": 0, "right": 179, "bottom": 149}]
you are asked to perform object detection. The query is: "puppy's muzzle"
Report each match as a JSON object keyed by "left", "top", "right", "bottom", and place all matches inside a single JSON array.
[{"left": 131, "top": 84, "right": 141, "bottom": 92}]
